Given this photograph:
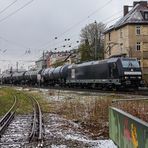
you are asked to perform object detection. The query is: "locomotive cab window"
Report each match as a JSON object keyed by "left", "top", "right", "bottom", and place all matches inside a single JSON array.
[{"left": 121, "top": 59, "right": 140, "bottom": 68}]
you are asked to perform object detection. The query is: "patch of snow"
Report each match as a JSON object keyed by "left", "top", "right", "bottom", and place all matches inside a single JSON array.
[
  {"left": 47, "top": 95, "right": 65, "bottom": 101},
  {"left": 65, "top": 134, "right": 117, "bottom": 148},
  {"left": 44, "top": 114, "right": 117, "bottom": 148},
  {"left": 15, "top": 87, "right": 23, "bottom": 91},
  {"left": 51, "top": 144, "right": 67, "bottom": 148}
]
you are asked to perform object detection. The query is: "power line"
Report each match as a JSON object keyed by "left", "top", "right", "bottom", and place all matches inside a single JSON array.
[
  {"left": 0, "top": 0, "right": 18, "bottom": 16},
  {"left": 0, "top": 36, "right": 29, "bottom": 49},
  {"left": 0, "top": 59, "right": 35, "bottom": 62},
  {"left": 87, "top": 0, "right": 113, "bottom": 18},
  {"left": 42, "top": 35, "right": 79, "bottom": 51},
  {"left": 52, "top": 16, "right": 122, "bottom": 51},
  {"left": 0, "top": 0, "right": 34, "bottom": 23},
  {"left": 41, "top": 14, "right": 122, "bottom": 52},
  {"left": 39, "top": 0, "right": 113, "bottom": 48},
  {"left": 55, "top": 11, "right": 122, "bottom": 47},
  {"left": 57, "top": 0, "right": 113, "bottom": 38},
  {"left": 101, "top": 10, "right": 122, "bottom": 22}
]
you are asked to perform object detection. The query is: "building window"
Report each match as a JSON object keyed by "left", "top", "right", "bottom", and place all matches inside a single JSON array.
[
  {"left": 144, "top": 12, "right": 148, "bottom": 20},
  {"left": 109, "top": 33, "right": 111, "bottom": 41},
  {"left": 120, "top": 29, "right": 123, "bottom": 38},
  {"left": 109, "top": 45, "right": 111, "bottom": 55},
  {"left": 137, "top": 59, "right": 141, "bottom": 66},
  {"left": 136, "top": 42, "right": 141, "bottom": 50},
  {"left": 136, "top": 26, "right": 141, "bottom": 35},
  {"left": 120, "top": 43, "right": 123, "bottom": 52}
]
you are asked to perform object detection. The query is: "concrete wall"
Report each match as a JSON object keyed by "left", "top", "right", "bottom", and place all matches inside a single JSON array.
[{"left": 109, "top": 107, "right": 148, "bottom": 148}]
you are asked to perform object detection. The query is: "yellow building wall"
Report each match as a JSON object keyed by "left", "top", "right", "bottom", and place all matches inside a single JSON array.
[
  {"left": 105, "top": 26, "right": 130, "bottom": 57},
  {"left": 104, "top": 24, "right": 148, "bottom": 83}
]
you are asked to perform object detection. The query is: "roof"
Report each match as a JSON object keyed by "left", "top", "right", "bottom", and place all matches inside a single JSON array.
[{"left": 105, "top": 2, "right": 148, "bottom": 33}]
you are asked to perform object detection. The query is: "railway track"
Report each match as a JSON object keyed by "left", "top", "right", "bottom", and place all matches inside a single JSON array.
[
  {"left": 27, "top": 95, "right": 44, "bottom": 147},
  {"left": 2, "top": 84, "right": 148, "bottom": 96},
  {"left": 0, "top": 95, "right": 17, "bottom": 137},
  {"left": 0, "top": 92, "right": 44, "bottom": 147},
  {"left": 38, "top": 85, "right": 148, "bottom": 96}
]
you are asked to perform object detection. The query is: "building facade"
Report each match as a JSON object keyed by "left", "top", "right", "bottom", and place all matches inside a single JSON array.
[
  {"left": 35, "top": 49, "right": 80, "bottom": 69},
  {"left": 104, "top": 1, "right": 148, "bottom": 83}
]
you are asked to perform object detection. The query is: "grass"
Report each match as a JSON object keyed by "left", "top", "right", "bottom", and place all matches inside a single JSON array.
[
  {"left": 37, "top": 89, "right": 148, "bottom": 139},
  {"left": 53, "top": 97, "right": 112, "bottom": 138},
  {"left": 0, "top": 87, "right": 51, "bottom": 115},
  {"left": 37, "top": 90, "right": 117, "bottom": 139},
  {"left": 143, "top": 74, "right": 148, "bottom": 86},
  {"left": 0, "top": 87, "right": 33, "bottom": 115},
  {"left": 0, "top": 87, "right": 14, "bottom": 116},
  {"left": 113, "top": 100, "right": 148, "bottom": 122},
  {"left": 1, "top": 87, "right": 147, "bottom": 139}
]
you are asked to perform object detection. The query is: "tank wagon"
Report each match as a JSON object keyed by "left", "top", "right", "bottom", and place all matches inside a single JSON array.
[
  {"left": 24, "top": 69, "right": 42, "bottom": 85},
  {"left": 40, "top": 64, "right": 69, "bottom": 86},
  {"left": 0, "top": 74, "right": 3, "bottom": 84},
  {"left": 11, "top": 71, "right": 26, "bottom": 85},
  {"left": 2, "top": 73, "right": 12, "bottom": 84}
]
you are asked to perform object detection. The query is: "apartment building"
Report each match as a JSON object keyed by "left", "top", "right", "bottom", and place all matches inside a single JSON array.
[{"left": 104, "top": 1, "right": 148, "bottom": 83}]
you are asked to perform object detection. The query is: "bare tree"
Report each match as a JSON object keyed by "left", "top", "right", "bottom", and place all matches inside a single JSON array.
[{"left": 79, "top": 21, "right": 106, "bottom": 60}]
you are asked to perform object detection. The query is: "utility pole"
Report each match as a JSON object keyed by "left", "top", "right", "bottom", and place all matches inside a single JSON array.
[
  {"left": 16, "top": 62, "right": 18, "bottom": 72},
  {"left": 94, "top": 20, "right": 98, "bottom": 60},
  {"left": 42, "top": 51, "right": 45, "bottom": 69},
  {"left": 98, "top": 30, "right": 101, "bottom": 59}
]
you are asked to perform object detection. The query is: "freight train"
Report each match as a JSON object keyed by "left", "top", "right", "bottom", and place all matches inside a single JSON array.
[{"left": 0, "top": 57, "right": 143, "bottom": 90}]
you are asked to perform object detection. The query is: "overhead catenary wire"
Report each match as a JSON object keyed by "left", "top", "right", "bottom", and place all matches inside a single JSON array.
[
  {"left": 42, "top": 15, "right": 122, "bottom": 52},
  {"left": 39, "top": 0, "right": 113, "bottom": 48},
  {"left": 0, "top": 14, "right": 122, "bottom": 58},
  {"left": 0, "top": 59, "right": 35, "bottom": 62},
  {"left": 41, "top": 34, "right": 80, "bottom": 51},
  {"left": 0, "top": 36, "right": 29, "bottom": 49},
  {"left": 0, "top": 0, "right": 34, "bottom": 23},
  {"left": 40, "top": 10, "right": 122, "bottom": 51},
  {"left": 0, "top": 0, "right": 18, "bottom": 16},
  {"left": 57, "top": 0, "right": 113, "bottom": 38},
  {"left": 0, "top": 0, "right": 119, "bottom": 56},
  {"left": 0, "top": 0, "right": 122, "bottom": 64}
]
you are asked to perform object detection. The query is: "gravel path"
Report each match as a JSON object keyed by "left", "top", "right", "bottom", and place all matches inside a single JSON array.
[{"left": 0, "top": 115, "right": 32, "bottom": 148}]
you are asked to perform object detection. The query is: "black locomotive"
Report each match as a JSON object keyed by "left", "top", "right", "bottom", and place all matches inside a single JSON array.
[
  {"left": 66, "top": 57, "right": 142, "bottom": 89},
  {"left": 0, "top": 57, "right": 143, "bottom": 89}
]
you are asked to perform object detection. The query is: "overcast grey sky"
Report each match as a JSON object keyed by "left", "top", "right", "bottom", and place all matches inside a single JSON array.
[{"left": 0, "top": 0, "right": 136, "bottom": 71}]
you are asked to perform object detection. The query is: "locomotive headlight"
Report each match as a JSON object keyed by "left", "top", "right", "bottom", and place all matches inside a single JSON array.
[{"left": 125, "top": 76, "right": 128, "bottom": 79}]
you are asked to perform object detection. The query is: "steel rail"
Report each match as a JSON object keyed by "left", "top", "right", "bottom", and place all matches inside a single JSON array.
[
  {"left": 0, "top": 95, "right": 17, "bottom": 137},
  {"left": 27, "top": 95, "right": 43, "bottom": 147},
  {"left": 112, "top": 98, "right": 148, "bottom": 103}
]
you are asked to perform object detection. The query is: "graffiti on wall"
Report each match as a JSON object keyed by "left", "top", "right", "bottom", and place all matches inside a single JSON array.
[
  {"left": 109, "top": 107, "right": 148, "bottom": 148},
  {"left": 124, "top": 118, "right": 138, "bottom": 148}
]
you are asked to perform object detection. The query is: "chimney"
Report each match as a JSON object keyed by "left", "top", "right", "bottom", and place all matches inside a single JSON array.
[
  {"left": 124, "top": 5, "right": 129, "bottom": 16},
  {"left": 133, "top": 1, "right": 148, "bottom": 7}
]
